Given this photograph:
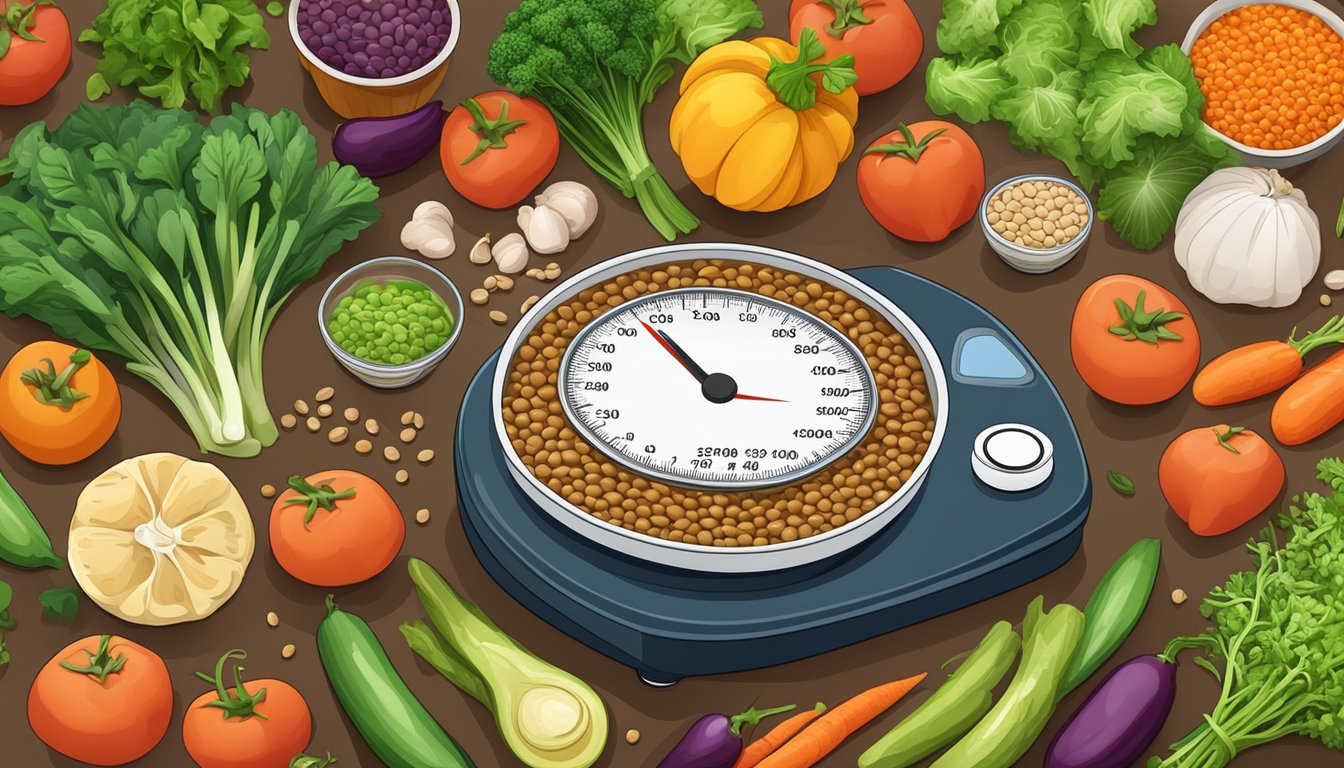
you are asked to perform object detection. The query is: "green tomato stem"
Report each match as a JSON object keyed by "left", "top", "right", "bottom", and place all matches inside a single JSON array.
[
  {"left": 194, "top": 649, "right": 269, "bottom": 721},
  {"left": 20, "top": 348, "right": 92, "bottom": 409},
  {"left": 460, "top": 97, "right": 528, "bottom": 166},
  {"left": 819, "top": 0, "right": 874, "bottom": 38},
  {"left": 1212, "top": 426, "right": 1247, "bottom": 455},
  {"left": 1107, "top": 290, "right": 1186, "bottom": 345},
  {"left": 59, "top": 634, "right": 126, "bottom": 685},
  {"left": 864, "top": 123, "right": 947, "bottom": 164},
  {"left": 284, "top": 475, "right": 357, "bottom": 529}
]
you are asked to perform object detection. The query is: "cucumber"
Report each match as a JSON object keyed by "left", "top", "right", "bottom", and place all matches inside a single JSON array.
[
  {"left": 0, "top": 466, "right": 62, "bottom": 569},
  {"left": 316, "top": 596, "right": 475, "bottom": 768}
]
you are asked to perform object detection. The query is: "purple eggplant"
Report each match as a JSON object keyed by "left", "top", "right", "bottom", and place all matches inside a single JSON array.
[
  {"left": 332, "top": 101, "right": 446, "bottom": 178},
  {"left": 1045, "top": 654, "right": 1178, "bottom": 768},
  {"left": 657, "top": 704, "right": 796, "bottom": 768}
]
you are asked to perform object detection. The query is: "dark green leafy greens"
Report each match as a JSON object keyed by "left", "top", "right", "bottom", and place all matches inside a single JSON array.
[
  {"left": 38, "top": 587, "right": 79, "bottom": 625},
  {"left": 0, "top": 101, "right": 381, "bottom": 457},
  {"left": 80, "top": 0, "right": 271, "bottom": 114},
  {"left": 927, "top": 0, "right": 1239, "bottom": 249},
  {"left": 1152, "top": 457, "right": 1344, "bottom": 766},
  {"left": 0, "top": 580, "right": 13, "bottom": 665},
  {"left": 487, "top": 0, "right": 764, "bottom": 241}
]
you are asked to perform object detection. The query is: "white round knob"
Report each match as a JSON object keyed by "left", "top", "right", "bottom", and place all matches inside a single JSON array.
[{"left": 972, "top": 424, "right": 1054, "bottom": 492}]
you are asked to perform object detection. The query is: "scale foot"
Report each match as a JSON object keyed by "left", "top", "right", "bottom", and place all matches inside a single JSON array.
[{"left": 638, "top": 671, "right": 681, "bottom": 687}]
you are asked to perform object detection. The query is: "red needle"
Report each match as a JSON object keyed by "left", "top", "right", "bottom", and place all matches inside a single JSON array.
[{"left": 638, "top": 320, "right": 788, "bottom": 402}]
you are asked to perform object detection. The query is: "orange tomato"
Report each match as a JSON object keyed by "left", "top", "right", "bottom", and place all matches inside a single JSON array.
[
  {"left": 1160, "top": 425, "right": 1284, "bottom": 536},
  {"left": 0, "top": 340, "right": 120, "bottom": 465},
  {"left": 270, "top": 470, "right": 404, "bottom": 586},
  {"left": 28, "top": 634, "right": 172, "bottom": 766},
  {"left": 1070, "top": 275, "right": 1200, "bottom": 405},
  {"left": 183, "top": 650, "right": 313, "bottom": 768},
  {"left": 789, "top": 0, "right": 923, "bottom": 95},
  {"left": 441, "top": 91, "right": 560, "bottom": 209},
  {"left": 857, "top": 121, "right": 984, "bottom": 242},
  {"left": 0, "top": 0, "right": 71, "bottom": 106}
]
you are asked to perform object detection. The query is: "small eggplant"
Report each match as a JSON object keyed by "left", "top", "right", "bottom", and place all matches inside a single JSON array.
[
  {"left": 1045, "top": 654, "right": 1178, "bottom": 768},
  {"left": 332, "top": 101, "right": 446, "bottom": 178},
  {"left": 657, "top": 704, "right": 795, "bottom": 768}
]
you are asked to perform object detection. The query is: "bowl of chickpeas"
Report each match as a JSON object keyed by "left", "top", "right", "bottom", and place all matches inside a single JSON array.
[
  {"left": 1182, "top": 0, "right": 1344, "bottom": 167},
  {"left": 981, "top": 175, "right": 1093, "bottom": 274}
]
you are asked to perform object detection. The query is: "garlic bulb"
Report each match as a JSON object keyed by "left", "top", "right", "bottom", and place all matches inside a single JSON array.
[
  {"left": 401, "top": 200, "right": 456, "bottom": 259},
  {"left": 493, "top": 233, "right": 530, "bottom": 274},
  {"left": 1174, "top": 168, "right": 1320, "bottom": 308},
  {"left": 536, "top": 181, "right": 599, "bottom": 239},
  {"left": 517, "top": 204, "right": 570, "bottom": 255}
]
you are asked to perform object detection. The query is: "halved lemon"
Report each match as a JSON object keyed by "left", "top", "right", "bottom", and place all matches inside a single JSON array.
[{"left": 69, "top": 452, "right": 254, "bottom": 626}]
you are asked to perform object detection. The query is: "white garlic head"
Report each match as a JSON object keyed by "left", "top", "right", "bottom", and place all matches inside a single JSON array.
[
  {"left": 517, "top": 203, "right": 570, "bottom": 255},
  {"left": 401, "top": 200, "right": 456, "bottom": 259},
  {"left": 492, "top": 233, "right": 530, "bottom": 274},
  {"left": 535, "top": 181, "right": 599, "bottom": 239}
]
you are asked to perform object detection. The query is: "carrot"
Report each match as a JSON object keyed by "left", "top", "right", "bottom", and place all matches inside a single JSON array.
[
  {"left": 1272, "top": 348, "right": 1344, "bottom": 445},
  {"left": 733, "top": 702, "right": 827, "bottom": 768},
  {"left": 1193, "top": 316, "right": 1344, "bottom": 406},
  {"left": 755, "top": 675, "right": 927, "bottom": 768}
]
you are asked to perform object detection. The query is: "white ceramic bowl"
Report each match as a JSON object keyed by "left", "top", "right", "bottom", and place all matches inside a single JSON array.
[
  {"left": 980, "top": 175, "right": 1093, "bottom": 274},
  {"left": 1181, "top": 0, "right": 1344, "bottom": 168},
  {"left": 318, "top": 257, "right": 463, "bottom": 389}
]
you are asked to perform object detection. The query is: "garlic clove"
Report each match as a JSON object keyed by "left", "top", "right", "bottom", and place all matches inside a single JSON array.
[
  {"left": 536, "top": 181, "right": 599, "bottom": 239},
  {"left": 469, "top": 234, "right": 493, "bottom": 264},
  {"left": 493, "top": 233, "right": 530, "bottom": 275},
  {"left": 419, "top": 234, "right": 455, "bottom": 260},
  {"left": 414, "top": 200, "right": 454, "bottom": 227},
  {"left": 400, "top": 218, "right": 435, "bottom": 249},
  {"left": 517, "top": 205, "right": 534, "bottom": 234},
  {"left": 521, "top": 203, "right": 571, "bottom": 255}
]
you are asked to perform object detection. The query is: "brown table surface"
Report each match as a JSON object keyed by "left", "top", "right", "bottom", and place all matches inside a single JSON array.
[{"left": 1, "top": 1, "right": 1339, "bottom": 766}]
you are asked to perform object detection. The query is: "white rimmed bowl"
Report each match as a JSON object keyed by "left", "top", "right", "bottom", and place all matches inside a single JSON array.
[
  {"left": 1181, "top": 0, "right": 1344, "bottom": 168},
  {"left": 980, "top": 175, "right": 1093, "bottom": 274}
]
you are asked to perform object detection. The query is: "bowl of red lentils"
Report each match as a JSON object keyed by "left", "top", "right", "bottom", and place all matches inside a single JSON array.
[{"left": 1182, "top": 0, "right": 1344, "bottom": 167}]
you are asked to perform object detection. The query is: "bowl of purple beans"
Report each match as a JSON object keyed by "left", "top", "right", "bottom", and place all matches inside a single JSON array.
[{"left": 288, "top": 0, "right": 461, "bottom": 119}]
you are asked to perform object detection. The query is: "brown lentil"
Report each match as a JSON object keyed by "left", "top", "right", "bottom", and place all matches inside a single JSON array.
[
  {"left": 401, "top": 411, "right": 416, "bottom": 426},
  {"left": 1172, "top": 588, "right": 1188, "bottom": 605},
  {"left": 260, "top": 484, "right": 277, "bottom": 498},
  {"left": 279, "top": 414, "right": 297, "bottom": 431},
  {"left": 384, "top": 446, "right": 401, "bottom": 462},
  {"left": 496, "top": 275, "right": 515, "bottom": 292},
  {"left": 344, "top": 407, "right": 360, "bottom": 423},
  {"left": 316, "top": 403, "right": 333, "bottom": 418},
  {"left": 502, "top": 259, "right": 934, "bottom": 548},
  {"left": 395, "top": 469, "right": 409, "bottom": 485},
  {"left": 294, "top": 399, "right": 310, "bottom": 415},
  {"left": 315, "top": 386, "right": 335, "bottom": 402},
  {"left": 328, "top": 426, "right": 349, "bottom": 444},
  {"left": 522, "top": 295, "right": 541, "bottom": 313},
  {"left": 986, "top": 180, "right": 1089, "bottom": 249},
  {"left": 305, "top": 416, "right": 321, "bottom": 433},
  {"left": 265, "top": 611, "right": 279, "bottom": 627},
  {"left": 415, "top": 508, "right": 431, "bottom": 525},
  {"left": 417, "top": 449, "right": 435, "bottom": 464},
  {"left": 365, "top": 418, "right": 381, "bottom": 435},
  {"left": 626, "top": 730, "right": 640, "bottom": 745},
  {"left": 1322, "top": 294, "right": 1333, "bottom": 307},
  {"left": 413, "top": 412, "right": 425, "bottom": 429},
  {"left": 281, "top": 643, "right": 296, "bottom": 659},
  {"left": 354, "top": 439, "right": 373, "bottom": 455},
  {"left": 490, "top": 310, "right": 509, "bottom": 325},
  {"left": 400, "top": 427, "right": 417, "bottom": 443},
  {"left": 470, "top": 288, "right": 490, "bottom": 305}
]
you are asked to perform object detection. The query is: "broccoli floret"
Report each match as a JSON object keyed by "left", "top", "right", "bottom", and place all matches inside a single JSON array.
[{"left": 487, "top": 0, "right": 762, "bottom": 240}]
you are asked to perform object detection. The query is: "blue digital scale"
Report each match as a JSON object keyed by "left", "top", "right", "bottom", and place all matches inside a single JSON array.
[{"left": 456, "top": 246, "right": 1090, "bottom": 684}]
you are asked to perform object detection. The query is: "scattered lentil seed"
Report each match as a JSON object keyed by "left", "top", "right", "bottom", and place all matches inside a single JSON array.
[
  {"left": 987, "top": 180, "right": 1088, "bottom": 249},
  {"left": 490, "top": 310, "right": 509, "bottom": 325},
  {"left": 484, "top": 275, "right": 499, "bottom": 292},
  {"left": 470, "top": 288, "right": 490, "bottom": 305},
  {"left": 1172, "top": 588, "right": 1188, "bottom": 605},
  {"left": 365, "top": 418, "right": 381, "bottom": 435},
  {"left": 281, "top": 643, "right": 296, "bottom": 659},
  {"left": 355, "top": 439, "right": 373, "bottom": 455},
  {"left": 294, "top": 399, "right": 310, "bottom": 415},
  {"left": 413, "top": 412, "right": 425, "bottom": 430},
  {"left": 1322, "top": 294, "right": 1333, "bottom": 307},
  {"left": 626, "top": 730, "right": 640, "bottom": 745},
  {"left": 328, "top": 426, "right": 349, "bottom": 444},
  {"left": 280, "top": 414, "right": 297, "bottom": 431},
  {"left": 266, "top": 611, "right": 279, "bottom": 627},
  {"left": 260, "top": 484, "right": 277, "bottom": 498},
  {"left": 315, "top": 386, "right": 335, "bottom": 402},
  {"left": 415, "top": 508, "right": 431, "bottom": 525},
  {"left": 384, "top": 446, "right": 401, "bottom": 462},
  {"left": 305, "top": 416, "right": 321, "bottom": 432},
  {"left": 344, "top": 407, "right": 360, "bottom": 423},
  {"left": 417, "top": 449, "right": 435, "bottom": 464},
  {"left": 400, "top": 427, "right": 417, "bottom": 443},
  {"left": 401, "top": 410, "right": 416, "bottom": 426},
  {"left": 496, "top": 275, "right": 515, "bottom": 292},
  {"left": 544, "top": 262, "right": 562, "bottom": 280},
  {"left": 316, "top": 403, "right": 333, "bottom": 418},
  {"left": 522, "top": 295, "right": 540, "bottom": 313},
  {"left": 395, "top": 469, "right": 409, "bottom": 484}
]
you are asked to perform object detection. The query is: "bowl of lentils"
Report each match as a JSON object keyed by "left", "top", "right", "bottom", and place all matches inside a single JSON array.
[
  {"left": 980, "top": 174, "right": 1093, "bottom": 274},
  {"left": 319, "top": 257, "right": 463, "bottom": 388},
  {"left": 288, "top": 0, "right": 461, "bottom": 119}
]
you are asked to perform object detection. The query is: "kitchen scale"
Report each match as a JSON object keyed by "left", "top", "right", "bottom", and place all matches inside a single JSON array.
[{"left": 456, "top": 244, "right": 1090, "bottom": 684}]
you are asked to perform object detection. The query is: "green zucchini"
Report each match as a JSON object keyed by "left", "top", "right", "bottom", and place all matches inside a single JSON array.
[
  {"left": 316, "top": 596, "right": 474, "bottom": 768},
  {"left": 0, "top": 465, "right": 62, "bottom": 569}
]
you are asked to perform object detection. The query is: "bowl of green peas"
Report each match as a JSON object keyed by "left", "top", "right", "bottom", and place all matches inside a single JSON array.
[{"left": 319, "top": 256, "right": 464, "bottom": 388}]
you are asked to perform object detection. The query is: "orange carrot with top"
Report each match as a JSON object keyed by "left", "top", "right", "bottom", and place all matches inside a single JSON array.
[
  {"left": 1272, "top": 348, "right": 1344, "bottom": 445},
  {"left": 754, "top": 675, "right": 927, "bottom": 768},
  {"left": 733, "top": 703, "right": 827, "bottom": 768},
  {"left": 1193, "top": 316, "right": 1344, "bottom": 406}
]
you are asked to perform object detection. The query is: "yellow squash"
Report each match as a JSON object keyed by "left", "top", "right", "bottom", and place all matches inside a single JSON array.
[{"left": 670, "top": 28, "right": 860, "bottom": 213}]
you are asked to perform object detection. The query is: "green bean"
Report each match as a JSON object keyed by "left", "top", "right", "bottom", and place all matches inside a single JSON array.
[
  {"left": 1057, "top": 537, "right": 1161, "bottom": 698},
  {"left": 931, "top": 598, "right": 1085, "bottom": 768},
  {"left": 859, "top": 620, "right": 1021, "bottom": 768}
]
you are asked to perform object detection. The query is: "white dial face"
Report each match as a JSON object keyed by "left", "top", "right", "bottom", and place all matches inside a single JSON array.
[{"left": 559, "top": 288, "right": 877, "bottom": 490}]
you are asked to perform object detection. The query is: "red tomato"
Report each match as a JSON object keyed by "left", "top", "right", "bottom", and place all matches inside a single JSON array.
[
  {"left": 1160, "top": 425, "right": 1284, "bottom": 536},
  {"left": 857, "top": 121, "right": 984, "bottom": 242},
  {"left": 441, "top": 91, "right": 560, "bottom": 209},
  {"left": 0, "top": 0, "right": 71, "bottom": 106},
  {"left": 789, "top": 0, "right": 922, "bottom": 95},
  {"left": 270, "top": 470, "right": 404, "bottom": 586},
  {"left": 183, "top": 650, "right": 313, "bottom": 768},
  {"left": 1071, "top": 275, "right": 1200, "bottom": 405}
]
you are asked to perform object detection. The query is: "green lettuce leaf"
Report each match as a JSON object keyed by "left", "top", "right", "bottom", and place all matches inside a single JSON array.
[
  {"left": 1079, "top": 54, "right": 1189, "bottom": 168},
  {"left": 997, "top": 0, "right": 1082, "bottom": 86},
  {"left": 1097, "top": 132, "right": 1239, "bottom": 250},
  {"left": 937, "top": 0, "right": 1028, "bottom": 57},
  {"left": 1082, "top": 0, "right": 1157, "bottom": 57},
  {"left": 926, "top": 57, "right": 1010, "bottom": 123},
  {"left": 993, "top": 70, "right": 1092, "bottom": 181},
  {"left": 1140, "top": 44, "right": 1207, "bottom": 132}
]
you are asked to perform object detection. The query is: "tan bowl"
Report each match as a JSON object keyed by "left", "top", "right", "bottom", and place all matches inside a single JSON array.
[{"left": 288, "top": 0, "right": 461, "bottom": 119}]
